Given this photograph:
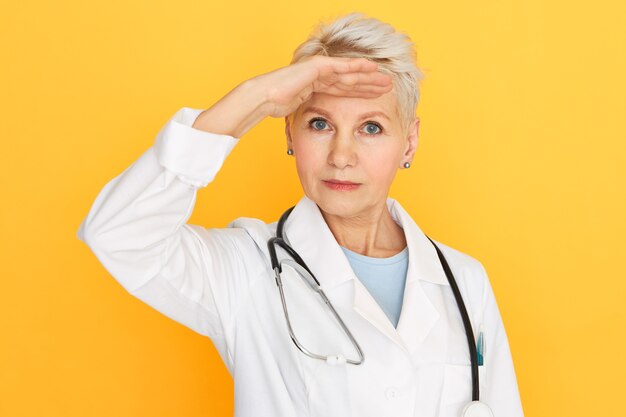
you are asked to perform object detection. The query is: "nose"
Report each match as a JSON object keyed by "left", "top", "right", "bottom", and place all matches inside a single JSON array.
[{"left": 327, "top": 134, "right": 357, "bottom": 169}]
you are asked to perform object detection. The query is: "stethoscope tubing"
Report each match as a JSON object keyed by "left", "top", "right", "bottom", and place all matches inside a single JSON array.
[
  {"left": 268, "top": 205, "right": 481, "bottom": 402},
  {"left": 425, "top": 234, "right": 480, "bottom": 401}
]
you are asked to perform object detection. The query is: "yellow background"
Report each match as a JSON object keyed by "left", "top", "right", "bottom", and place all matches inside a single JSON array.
[{"left": 1, "top": 0, "right": 625, "bottom": 416}]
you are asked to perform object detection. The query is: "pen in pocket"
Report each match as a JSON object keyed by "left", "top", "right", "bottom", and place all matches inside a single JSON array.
[{"left": 476, "top": 324, "right": 485, "bottom": 366}]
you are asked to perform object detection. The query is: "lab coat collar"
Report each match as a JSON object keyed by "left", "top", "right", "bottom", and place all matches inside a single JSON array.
[
  {"left": 282, "top": 195, "right": 449, "bottom": 290},
  {"left": 281, "top": 194, "right": 449, "bottom": 354}
]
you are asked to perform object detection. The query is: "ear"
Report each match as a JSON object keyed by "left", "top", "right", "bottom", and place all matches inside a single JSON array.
[
  {"left": 401, "top": 117, "right": 419, "bottom": 167},
  {"left": 284, "top": 116, "right": 293, "bottom": 150}
]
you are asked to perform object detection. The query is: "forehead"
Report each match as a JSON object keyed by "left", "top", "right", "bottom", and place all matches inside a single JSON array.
[{"left": 297, "top": 89, "right": 398, "bottom": 120}]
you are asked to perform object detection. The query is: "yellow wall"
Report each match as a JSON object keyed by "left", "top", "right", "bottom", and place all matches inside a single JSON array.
[{"left": 2, "top": 1, "right": 624, "bottom": 416}]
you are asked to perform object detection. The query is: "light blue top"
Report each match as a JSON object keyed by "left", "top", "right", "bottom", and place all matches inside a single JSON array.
[{"left": 340, "top": 245, "right": 409, "bottom": 328}]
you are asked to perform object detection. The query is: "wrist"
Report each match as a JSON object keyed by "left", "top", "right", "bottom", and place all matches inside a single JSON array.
[
  {"left": 192, "top": 78, "right": 271, "bottom": 138},
  {"left": 239, "top": 78, "right": 273, "bottom": 119}
]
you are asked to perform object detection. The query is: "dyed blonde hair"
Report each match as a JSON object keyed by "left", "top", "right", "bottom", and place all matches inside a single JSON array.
[{"left": 288, "top": 12, "right": 425, "bottom": 137}]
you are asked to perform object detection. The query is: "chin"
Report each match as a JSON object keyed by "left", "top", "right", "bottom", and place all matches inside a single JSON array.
[{"left": 312, "top": 193, "right": 363, "bottom": 218}]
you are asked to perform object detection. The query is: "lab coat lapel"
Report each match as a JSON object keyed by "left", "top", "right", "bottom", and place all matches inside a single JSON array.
[
  {"left": 281, "top": 195, "right": 356, "bottom": 294},
  {"left": 282, "top": 195, "right": 449, "bottom": 355},
  {"left": 386, "top": 198, "right": 450, "bottom": 355}
]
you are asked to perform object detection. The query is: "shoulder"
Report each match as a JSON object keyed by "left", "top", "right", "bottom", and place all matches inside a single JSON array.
[
  {"left": 429, "top": 238, "right": 487, "bottom": 277},
  {"left": 187, "top": 215, "right": 279, "bottom": 272},
  {"left": 428, "top": 237, "right": 490, "bottom": 308},
  {"left": 394, "top": 197, "right": 488, "bottom": 288},
  {"left": 183, "top": 215, "right": 273, "bottom": 277},
  {"left": 225, "top": 216, "right": 278, "bottom": 264},
  {"left": 228, "top": 216, "right": 276, "bottom": 240}
]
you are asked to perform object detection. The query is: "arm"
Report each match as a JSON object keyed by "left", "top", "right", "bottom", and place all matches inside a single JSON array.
[
  {"left": 479, "top": 262, "right": 525, "bottom": 416},
  {"left": 77, "top": 58, "right": 390, "bottom": 366},
  {"left": 76, "top": 82, "right": 267, "bottom": 362}
]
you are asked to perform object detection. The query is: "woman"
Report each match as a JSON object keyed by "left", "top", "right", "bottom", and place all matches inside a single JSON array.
[{"left": 77, "top": 12, "right": 523, "bottom": 417}]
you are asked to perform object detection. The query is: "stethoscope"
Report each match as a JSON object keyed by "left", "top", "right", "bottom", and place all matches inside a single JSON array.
[{"left": 267, "top": 205, "right": 494, "bottom": 417}]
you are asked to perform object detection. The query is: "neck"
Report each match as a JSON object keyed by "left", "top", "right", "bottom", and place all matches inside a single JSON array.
[{"left": 320, "top": 200, "right": 407, "bottom": 258}]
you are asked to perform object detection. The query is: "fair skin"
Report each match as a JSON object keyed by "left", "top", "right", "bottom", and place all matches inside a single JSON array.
[
  {"left": 285, "top": 90, "right": 419, "bottom": 257},
  {"left": 192, "top": 55, "right": 419, "bottom": 257}
]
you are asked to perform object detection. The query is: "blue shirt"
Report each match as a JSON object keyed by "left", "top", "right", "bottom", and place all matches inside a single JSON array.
[{"left": 340, "top": 245, "right": 409, "bottom": 328}]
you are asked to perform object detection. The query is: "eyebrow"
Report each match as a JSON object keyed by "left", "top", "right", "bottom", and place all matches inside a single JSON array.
[{"left": 302, "top": 106, "right": 391, "bottom": 121}]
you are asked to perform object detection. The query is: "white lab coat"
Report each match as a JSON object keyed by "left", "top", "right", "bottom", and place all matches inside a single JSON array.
[{"left": 77, "top": 107, "right": 524, "bottom": 417}]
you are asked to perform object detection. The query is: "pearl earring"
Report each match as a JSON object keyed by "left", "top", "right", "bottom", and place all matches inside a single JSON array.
[
  {"left": 287, "top": 149, "right": 293, "bottom": 155},
  {"left": 404, "top": 162, "right": 411, "bottom": 168}
]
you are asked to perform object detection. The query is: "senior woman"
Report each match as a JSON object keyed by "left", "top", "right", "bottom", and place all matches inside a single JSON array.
[{"left": 77, "top": 12, "right": 523, "bottom": 417}]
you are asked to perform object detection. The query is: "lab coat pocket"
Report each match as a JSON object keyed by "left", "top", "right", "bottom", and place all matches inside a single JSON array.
[
  {"left": 278, "top": 264, "right": 354, "bottom": 417},
  {"left": 307, "top": 361, "right": 351, "bottom": 417},
  {"left": 438, "top": 363, "right": 472, "bottom": 417},
  {"left": 479, "top": 362, "right": 487, "bottom": 397}
]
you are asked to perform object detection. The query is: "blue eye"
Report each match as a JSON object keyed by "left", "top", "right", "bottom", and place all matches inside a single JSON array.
[
  {"left": 310, "top": 118, "right": 328, "bottom": 130},
  {"left": 364, "top": 122, "right": 382, "bottom": 135},
  {"left": 307, "top": 117, "right": 383, "bottom": 136}
]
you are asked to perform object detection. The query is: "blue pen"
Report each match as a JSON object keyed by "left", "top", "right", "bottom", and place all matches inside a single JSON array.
[{"left": 476, "top": 324, "right": 485, "bottom": 366}]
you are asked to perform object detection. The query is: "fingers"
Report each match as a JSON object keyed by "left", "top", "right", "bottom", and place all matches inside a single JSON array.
[
  {"left": 313, "top": 81, "right": 392, "bottom": 98},
  {"left": 327, "top": 78, "right": 392, "bottom": 93},
  {"left": 309, "top": 56, "right": 394, "bottom": 98},
  {"left": 321, "top": 85, "right": 391, "bottom": 98},
  {"left": 339, "top": 57, "right": 380, "bottom": 74},
  {"left": 315, "top": 73, "right": 392, "bottom": 91},
  {"left": 334, "top": 70, "right": 393, "bottom": 88},
  {"left": 317, "top": 56, "right": 379, "bottom": 74},
  {"left": 318, "top": 70, "right": 393, "bottom": 98}
]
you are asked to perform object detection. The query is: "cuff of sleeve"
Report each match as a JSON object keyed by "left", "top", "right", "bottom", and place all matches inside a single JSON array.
[{"left": 154, "top": 107, "right": 240, "bottom": 188}]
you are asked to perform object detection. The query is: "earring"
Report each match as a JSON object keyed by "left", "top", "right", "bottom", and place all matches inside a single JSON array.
[
  {"left": 403, "top": 162, "right": 411, "bottom": 168},
  {"left": 287, "top": 149, "right": 294, "bottom": 155}
]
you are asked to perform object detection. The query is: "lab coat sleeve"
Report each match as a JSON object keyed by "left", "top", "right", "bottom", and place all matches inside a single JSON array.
[
  {"left": 479, "top": 262, "right": 525, "bottom": 416},
  {"left": 76, "top": 107, "right": 245, "bottom": 355}
]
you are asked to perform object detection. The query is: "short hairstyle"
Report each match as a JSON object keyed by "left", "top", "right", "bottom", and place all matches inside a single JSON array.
[{"left": 288, "top": 11, "right": 425, "bottom": 137}]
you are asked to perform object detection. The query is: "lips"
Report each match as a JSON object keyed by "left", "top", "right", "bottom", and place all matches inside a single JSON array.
[
  {"left": 324, "top": 179, "right": 359, "bottom": 185},
  {"left": 322, "top": 179, "right": 361, "bottom": 191}
]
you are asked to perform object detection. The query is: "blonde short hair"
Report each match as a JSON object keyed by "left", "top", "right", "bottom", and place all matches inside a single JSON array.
[{"left": 288, "top": 12, "right": 425, "bottom": 137}]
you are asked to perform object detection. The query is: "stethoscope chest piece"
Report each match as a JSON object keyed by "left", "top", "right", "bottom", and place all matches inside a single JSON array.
[{"left": 461, "top": 401, "right": 494, "bottom": 417}]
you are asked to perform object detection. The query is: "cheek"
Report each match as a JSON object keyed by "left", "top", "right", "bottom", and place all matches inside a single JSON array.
[
  {"left": 362, "top": 149, "right": 400, "bottom": 180},
  {"left": 294, "top": 140, "right": 324, "bottom": 171}
]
